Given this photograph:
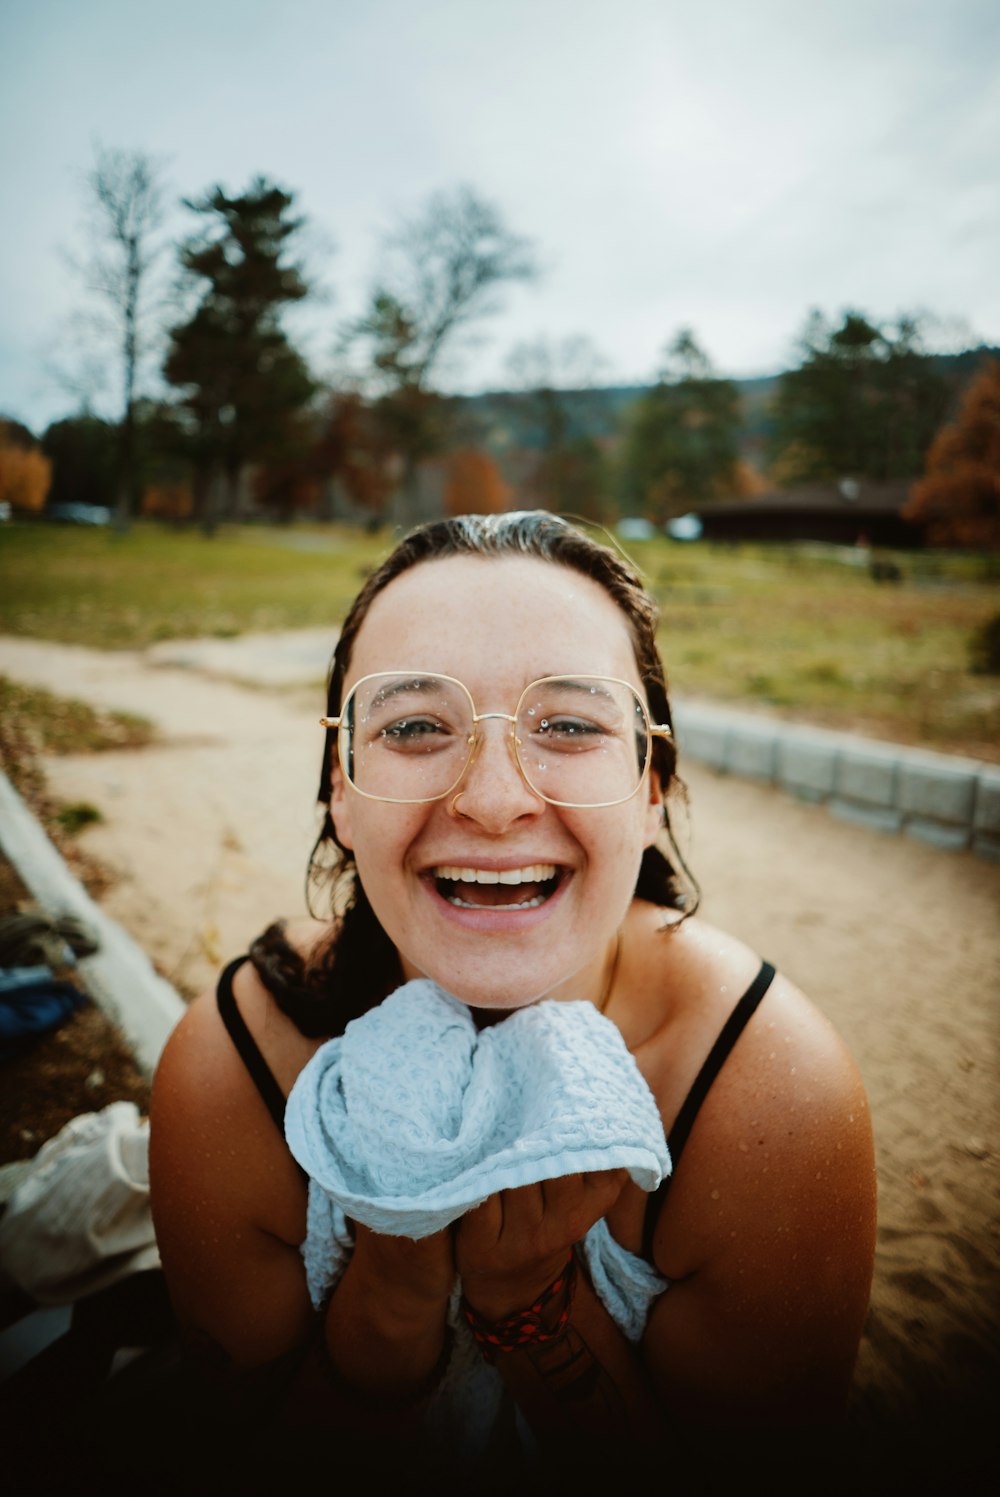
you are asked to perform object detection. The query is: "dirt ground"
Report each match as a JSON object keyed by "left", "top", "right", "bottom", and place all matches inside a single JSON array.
[{"left": 1, "top": 631, "right": 998, "bottom": 1443}]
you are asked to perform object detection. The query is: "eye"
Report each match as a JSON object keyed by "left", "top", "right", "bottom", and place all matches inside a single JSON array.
[
  {"left": 378, "top": 715, "right": 454, "bottom": 750},
  {"left": 534, "top": 714, "right": 609, "bottom": 747}
]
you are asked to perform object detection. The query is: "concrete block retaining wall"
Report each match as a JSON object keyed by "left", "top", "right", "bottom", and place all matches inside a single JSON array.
[
  {"left": 0, "top": 772, "right": 185, "bottom": 1073},
  {"left": 672, "top": 701, "right": 999, "bottom": 862}
]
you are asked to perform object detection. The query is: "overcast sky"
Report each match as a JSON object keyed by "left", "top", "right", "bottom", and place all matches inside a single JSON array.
[{"left": 2, "top": 0, "right": 998, "bottom": 432}]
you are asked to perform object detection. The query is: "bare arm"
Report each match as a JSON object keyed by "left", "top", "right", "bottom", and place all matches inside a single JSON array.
[
  {"left": 149, "top": 994, "right": 316, "bottom": 1367},
  {"left": 641, "top": 983, "right": 877, "bottom": 1424},
  {"left": 149, "top": 986, "right": 454, "bottom": 1427}
]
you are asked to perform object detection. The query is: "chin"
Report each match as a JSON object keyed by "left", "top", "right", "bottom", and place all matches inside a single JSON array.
[
  {"left": 454, "top": 986, "right": 545, "bottom": 1012},
  {"left": 415, "top": 955, "right": 585, "bottom": 1012},
  {"left": 418, "top": 971, "right": 544, "bottom": 1010}
]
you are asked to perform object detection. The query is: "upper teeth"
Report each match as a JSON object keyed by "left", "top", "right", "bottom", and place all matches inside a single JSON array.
[{"left": 433, "top": 864, "right": 557, "bottom": 885}]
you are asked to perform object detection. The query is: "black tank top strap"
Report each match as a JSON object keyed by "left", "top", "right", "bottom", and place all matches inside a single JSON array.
[
  {"left": 641, "top": 960, "right": 777, "bottom": 1265},
  {"left": 217, "top": 954, "right": 287, "bottom": 1132}
]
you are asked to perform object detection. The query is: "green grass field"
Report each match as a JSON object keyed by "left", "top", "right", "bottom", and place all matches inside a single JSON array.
[
  {"left": 0, "top": 523, "right": 389, "bottom": 647},
  {"left": 1, "top": 521, "right": 997, "bottom": 760}
]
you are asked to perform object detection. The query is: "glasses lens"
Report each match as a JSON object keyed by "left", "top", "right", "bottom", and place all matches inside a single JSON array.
[
  {"left": 515, "top": 677, "right": 649, "bottom": 806},
  {"left": 342, "top": 674, "right": 474, "bottom": 802}
]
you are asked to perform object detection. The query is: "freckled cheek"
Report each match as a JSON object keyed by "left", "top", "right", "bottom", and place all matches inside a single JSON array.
[
  {"left": 577, "top": 818, "right": 646, "bottom": 902},
  {"left": 349, "top": 809, "right": 429, "bottom": 914},
  {"left": 351, "top": 802, "right": 427, "bottom": 860}
]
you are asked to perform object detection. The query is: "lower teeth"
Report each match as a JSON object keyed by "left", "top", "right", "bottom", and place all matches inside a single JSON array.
[{"left": 447, "top": 894, "right": 547, "bottom": 910}]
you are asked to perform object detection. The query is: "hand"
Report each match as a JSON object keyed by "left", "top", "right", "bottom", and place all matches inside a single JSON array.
[
  {"left": 351, "top": 1221, "right": 455, "bottom": 1326},
  {"left": 454, "top": 1169, "right": 628, "bottom": 1320}
]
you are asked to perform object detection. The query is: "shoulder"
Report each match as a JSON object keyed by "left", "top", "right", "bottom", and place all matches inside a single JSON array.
[
  {"left": 150, "top": 922, "right": 334, "bottom": 1241},
  {"left": 624, "top": 905, "right": 860, "bottom": 1091},
  {"left": 656, "top": 961, "right": 874, "bottom": 1267},
  {"left": 626, "top": 912, "right": 874, "bottom": 1273},
  {"left": 156, "top": 917, "right": 333, "bottom": 1101}
]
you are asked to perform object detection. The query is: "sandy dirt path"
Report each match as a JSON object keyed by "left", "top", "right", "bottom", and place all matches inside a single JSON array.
[{"left": 1, "top": 631, "right": 997, "bottom": 1439}]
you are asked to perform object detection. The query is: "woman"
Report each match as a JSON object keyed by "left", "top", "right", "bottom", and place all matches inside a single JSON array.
[{"left": 149, "top": 511, "right": 876, "bottom": 1468}]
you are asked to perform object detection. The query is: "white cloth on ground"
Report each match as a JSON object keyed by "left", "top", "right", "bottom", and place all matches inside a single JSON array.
[
  {"left": 0, "top": 1102, "right": 159, "bottom": 1304},
  {"left": 284, "top": 979, "right": 671, "bottom": 1457}
]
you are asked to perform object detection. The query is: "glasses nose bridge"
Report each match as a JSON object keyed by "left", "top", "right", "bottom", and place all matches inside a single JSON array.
[
  {"left": 467, "top": 709, "right": 519, "bottom": 762},
  {"left": 462, "top": 707, "right": 534, "bottom": 795},
  {"left": 471, "top": 709, "right": 518, "bottom": 727}
]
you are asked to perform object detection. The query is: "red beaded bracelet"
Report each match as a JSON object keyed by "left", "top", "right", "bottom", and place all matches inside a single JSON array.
[{"left": 460, "top": 1251, "right": 578, "bottom": 1362}]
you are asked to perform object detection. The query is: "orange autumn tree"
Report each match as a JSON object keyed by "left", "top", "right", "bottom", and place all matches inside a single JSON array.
[
  {"left": 904, "top": 358, "right": 1000, "bottom": 549},
  {"left": 0, "top": 423, "right": 51, "bottom": 512},
  {"left": 314, "top": 391, "right": 396, "bottom": 522},
  {"left": 444, "top": 448, "right": 510, "bottom": 517},
  {"left": 142, "top": 481, "right": 194, "bottom": 520}
]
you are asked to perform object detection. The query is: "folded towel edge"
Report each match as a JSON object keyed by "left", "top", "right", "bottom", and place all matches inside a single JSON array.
[{"left": 306, "top": 1142, "right": 672, "bottom": 1238}]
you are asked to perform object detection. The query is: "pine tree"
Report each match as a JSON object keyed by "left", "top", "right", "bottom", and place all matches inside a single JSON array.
[
  {"left": 164, "top": 179, "right": 315, "bottom": 526},
  {"left": 768, "top": 311, "right": 950, "bottom": 484},
  {"left": 620, "top": 331, "right": 741, "bottom": 521}
]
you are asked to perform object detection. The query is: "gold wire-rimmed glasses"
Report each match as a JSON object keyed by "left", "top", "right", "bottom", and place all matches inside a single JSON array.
[{"left": 320, "top": 671, "right": 673, "bottom": 809}]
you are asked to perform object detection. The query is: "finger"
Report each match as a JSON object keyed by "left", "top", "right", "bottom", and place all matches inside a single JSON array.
[
  {"left": 582, "top": 1168, "right": 630, "bottom": 1218},
  {"left": 539, "top": 1172, "right": 583, "bottom": 1214},
  {"left": 539, "top": 1169, "right": 628, "bottom": 1238},
  {"left": 498, "top": 1181, "right": 545, "bottom": 1234},
  {"left": 584, "top": 1167, "right": 630, "bottom": 1196},
  {"left": 460, "top": 1192, "right": 503, "bottom": 1251},
  {"left": 416, "top": 1225, "right": 454, "bottom": 1251}
]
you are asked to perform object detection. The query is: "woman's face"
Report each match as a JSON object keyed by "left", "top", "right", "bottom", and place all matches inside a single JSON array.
[{"left": 329, "top": 554, "right": 663, "bottom": 1009}]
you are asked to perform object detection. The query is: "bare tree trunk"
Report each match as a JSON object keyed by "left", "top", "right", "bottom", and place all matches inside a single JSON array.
[
  {"left": 114, "top": 405, "right": 133, "bottom": 533},
  {"left": 83, "top": 149, "right": 167, "bottom": 532},
  {"left": 115, "top": 230, "right": 140, "bottom": 532},
  {"left": 196, "top": 468, "right": 224, "bottom": 536},
  {"left": 400, "top": 455, "right": 422, "bottom": 529}
]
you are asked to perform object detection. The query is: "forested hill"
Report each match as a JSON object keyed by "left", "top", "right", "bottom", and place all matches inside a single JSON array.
[{"left": 461, "top": 346, "right": 1000, "bottom": 454}]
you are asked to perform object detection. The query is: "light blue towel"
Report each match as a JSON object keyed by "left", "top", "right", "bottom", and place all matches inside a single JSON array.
[{"left": 285, "top": 978, "right": 670, "bottom": 1238}]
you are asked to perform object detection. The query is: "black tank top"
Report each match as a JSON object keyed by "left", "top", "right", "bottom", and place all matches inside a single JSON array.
[{"left": 216, "top": 955, "right": 777, "bottom": 1270}]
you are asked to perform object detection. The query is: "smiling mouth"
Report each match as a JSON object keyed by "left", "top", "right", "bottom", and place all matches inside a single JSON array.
[{"left": 431, "top": 863, "right": 562, "bottom": 911}]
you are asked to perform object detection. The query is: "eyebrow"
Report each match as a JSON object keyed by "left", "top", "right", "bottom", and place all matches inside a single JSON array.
[
  {"left": 366, "top": 676, "right": 451, "bottom": 712},
  {"left": 528, "top": 677, "right": 621, "bottom": 708},
  {"left": 362, "top": 674, "right": 631, "bottom": 716}
]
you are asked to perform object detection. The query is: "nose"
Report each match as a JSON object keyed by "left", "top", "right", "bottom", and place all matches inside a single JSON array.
[{"left": 449, "top": 716, "right": 545, "bottom": 831}]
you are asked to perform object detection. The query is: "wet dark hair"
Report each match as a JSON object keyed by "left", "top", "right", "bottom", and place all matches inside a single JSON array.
[{"left": 252, "top": 511, "right": 697, "bottom": 1036}]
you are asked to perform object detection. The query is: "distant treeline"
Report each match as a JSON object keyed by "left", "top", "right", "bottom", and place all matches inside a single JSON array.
[{"left": 1, "top": 148, "right": 998, "bottom": 547}]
